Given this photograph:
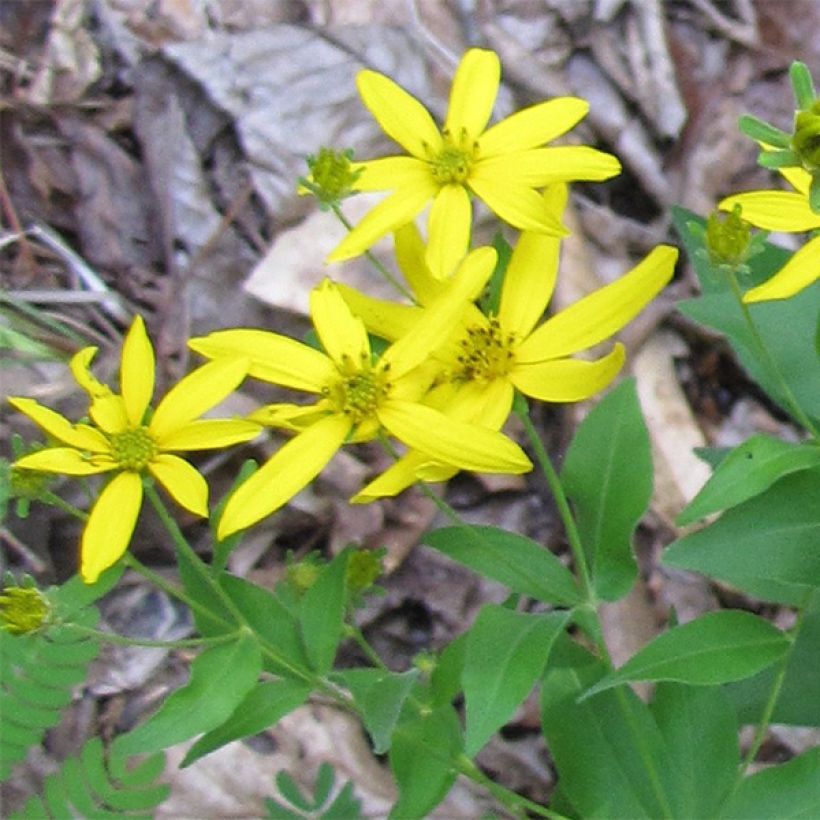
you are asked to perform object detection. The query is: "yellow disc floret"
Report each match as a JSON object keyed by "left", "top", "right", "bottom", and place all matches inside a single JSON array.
[
  {"left": 325, "top": 354, "right": 392, "bottom": 426},
  {"left": 428, "top": 128, "right": 476, "bottom": 185},
  {"left": 110, "top": 426, "right": 157, "bottom": 471},
  {"left": 454, "top": 317, "right": 516, "bottom": 383}
]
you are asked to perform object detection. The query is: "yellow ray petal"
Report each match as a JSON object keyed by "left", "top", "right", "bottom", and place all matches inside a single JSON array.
[
  {"left": 479, "top": 97, "right": 589, "bottom": 155},
  {"left": 468, "top": 174, "right": 568, "bottom": 235},
  {"left": 310, "top": 280, "right": 370, "bottom": 367},
  {"left": 394, "top": 223, "right": 443, "bottom": 304},
  {"left": 327, "top": 183, "right": 436, "bottom": 263},
  {"left": 81, "top": 471, "right": 143, "bottom": 584},
  {"left": 8, "top": 398, "right": 110, "bottom": 452},
  {"left": 336, "top": 283, "right": 423, "bottom": 343},
  {"left": 478, "top": 147, "right": 621, "bottom": 186},
  {"left": 155, "top": 419, "right": 260, "bottom": 451},
  {"left": 354, "top": 156, "right": 431, "bottom": 191},
  {"left": 743, "top": 235, "right": 820, "bottom": 302},
  {"left": 511, "top": 344, "right": 625, "bottom": 402},
  {"left": 498, "top": 186, "right": 566, "bottom": 338},
  {"left": 218, "top": 414, "right": 351, "bottom": 538},
  {"left": 378, "top": 399, "right": 531, "bottom": 474},
  {"left": 150, "top": 357, "right": 250, "bottom": 441},
  {"left": 357, "top": 70, "right": 442, "bottom": 158},
  {"left": 719, "top": 191, "right": 820, "bottom": 232},
  {"left": 249, "top": 402, "right": 328, "bottom": 431},
  {"left": 189, "top": 330, "right": 334, "bottom": 393},
  {"left": 778, "top": 166, "right": 812, "bottom": 196},
  {"left": 352, "top": 450, "right": 456, "bottom": 502},
  {"left": 15, "top": 447, "right": 114, "bottom": 476},
  {"left": 426, "top": 184, "right": 472, "bottom": 278},
  {"left": 384, "top": 246, "right": 497, "bottom": 379},
  {"left": 517, "top": 245, "right": 677, "bottom": 362},
  {"left": 120, "top": 315, "right": 155, "bottom": 426},
  {"left": 444, "top": 48, "right": 500, "bottom": 139},
  {"left": 69, "top": 348, "right": 128, "bottom": 433},
  {"left": 149, "top": 454, "right": 208, "bottom": 516}
]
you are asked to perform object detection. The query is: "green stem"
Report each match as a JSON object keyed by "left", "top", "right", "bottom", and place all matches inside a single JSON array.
[
  {"left": 735, "top": 593, "right": 811, "bottom": 784},
  {"left": 42, "top": 491, "right": 88, "bottom": 521},
  {"left": 454, "top": 755, "right": 564, "bottom": 819},
  {"left": 330, "top": 203, "right": 416, "bottom": 302},
  {"left": 726, "top": 269, "right": 820, "bottom": 439},
  {"left": 65, "top": 622, "right": 242, "bottom": 649},
  {"left": 345, "top": 623, "right": 389, "bottom": 671}
]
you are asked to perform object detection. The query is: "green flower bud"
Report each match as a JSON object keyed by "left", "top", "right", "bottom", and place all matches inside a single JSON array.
[
  {"left": 792, "top": 100, "right": 820, "bottom": 173},
  {"left": 287, "top": 559, "right": 323, "bottom": 595},
  {"left": 0, "top": 584, "right": 52, "bottom": 635},
  {"left": 345, "top": 550, "right": 382, "bottom": 594},
  {"left": 300, "top": 148, "right": 361, "bottom": 208},
  {"left": 704, "top": 205, "right": 754, "bottom": 268}
]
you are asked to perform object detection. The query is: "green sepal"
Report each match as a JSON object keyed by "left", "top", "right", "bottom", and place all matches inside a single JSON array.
[
  {"left": 738, "top": 115, "right": 791, "bottom": 148},
  {"left": 790, "top": 61, "right": 816, "bottom": 110}
]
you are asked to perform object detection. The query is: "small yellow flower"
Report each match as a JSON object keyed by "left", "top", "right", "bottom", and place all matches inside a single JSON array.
[
  {"left": 720, "top": 166, "right": 820, "bottom": 301},
  {"left": 328, "top": 48, "right": 620, "bottom": 277},
  {"left": 9, "top": 316, "right": 260, "bottom": 583},
  {"left": 339, "top": 188, "right": 677, "bottom": 500},
  {"left": 189, "top": 251, "right": 532, "bottom": 538}
]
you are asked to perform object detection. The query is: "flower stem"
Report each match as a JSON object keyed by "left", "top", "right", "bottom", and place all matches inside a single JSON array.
[
  {"left": 65, "top": 622, "right": 242, "bottom": 649},
  {"left": 42, "top": 491, "right": 88, "bottom": 521},
  {"left": 735, "top": 592, "right": 812, "bottom": 783},
  {"left": 330, "top": 202, "right": 416, "bottom": 302},
  {"left": 725, "top": 269, "right": 820, "bottom": 439}
]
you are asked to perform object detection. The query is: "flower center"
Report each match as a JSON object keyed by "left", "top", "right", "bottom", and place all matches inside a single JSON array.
[
  {"left": 428, "top": 128, "right": 477, "bottom": 185},
  {"left": 110, "top": 426, "right": 157, "bottom": 471},
  {"left": 792, "top": 99, "right": 820, "bottom": 172},
  {"left": 325, "top": 354, "right": 392, "bottom": 425},
  {"left": 453, "top": 317, "right": 516, "bottom": 383}
]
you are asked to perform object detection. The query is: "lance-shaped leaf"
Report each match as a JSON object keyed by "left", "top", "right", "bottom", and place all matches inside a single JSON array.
[
  {"left": 581, "top": 611, "right": 789, "bottom": 700},
  {"left": 463, "top": 606, "right": 568, "bottom": 755},
  {"left": 115, "top": 633, "right": 262, "bottom": 756},
  {"left": 664, "top": 469, "right": 820, "bottom": 604},
  {"left": 182, "top": 678, "right": 311, "bottom": 766},
  {"left": 678, "top": 435, "right": 820, "bottom": 525},
  {"left": 423, "top": 526, "right": 580, "bottom": 605},
  {"left": 719, "top": 747, "right": 820, "bottom": 818},
  {"left": 561, "top": 378, "right": 652, "bottom": 601}
]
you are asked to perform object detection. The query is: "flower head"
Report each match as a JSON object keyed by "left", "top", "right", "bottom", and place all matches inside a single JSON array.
[
  {"left": 189, "top": 251, "right": 532, "bottom": 537},
  {"left": 9, "top": 316, "right": 259, "bottom": 583},
  {"left": 299, "top": 147, "right": 362, "bottom": 209},
  {"left": 338, "top": 188, "right": 677, "bottom": 499},
  {"left": 328, "top": 48, "right": 620, "bottom": 277},
  {"left": 720, "top": 166, "right": 820, "bottom": 302}
]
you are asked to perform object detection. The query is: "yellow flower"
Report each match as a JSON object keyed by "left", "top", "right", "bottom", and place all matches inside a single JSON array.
[
  {"left": 9, "top": 316, "right": 260, "bottom": 583},
  {"left": 720, "top": 166, "right": 820, "bottom": 301},
  {"left": 188, "top": 251, "right": 533, "bottom": 538},
  {"left": 340, "top": 188, "right": 677, "bottom": 499},
  {"left": 328, "top": 48, "right": 621, "bottom": 278}
]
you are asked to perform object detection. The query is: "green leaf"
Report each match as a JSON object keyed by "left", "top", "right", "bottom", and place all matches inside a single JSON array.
[
  {"left": 651, "top": 683, "right": 739, "bottom": 817},
  {"left": 737, "top": 115, "right": 792, "bottom": 149},
  {"left": 116, "top": 633, "right": 262, "bottom": 756},
  {"left": 677, "top": 284, "right": 820, "bottom": 424},
  {"left": 430, "top": 632, "right": 467, "bottom": 707},
  {"left": 220, "top": 574, "right": 312, "bottom": 679},
  {"left": 335, "top": 668, "right": 418, "bottom": 754},
  {"left": 790, "top": 60, "right": 816, "bottom": 110},
  {"left": 582, "top": 611, "right": 789, "bottom": 699},
  {"left": 299, "top": 549, "right": 349, "bottom": 675},
  {"left": 463, "top": 607, "right": 567, "bottom": 755},
  {"left": 561, "top": 378, "right": 652, "bottom": 601},
  {"left": 183, "top": 678, "right": 311, "bottom": 766},
  {"left": 664, "top": 469, "right": 820, "bottom": 604},
  {"left": 389, "top": 703, "right": 462, "bottom": 819},
  {"left": 423, "top": 526, "right": 580, "bottom": 605},
  {"left": 726, "top": 589, "right": 820, "bottom": 726},
  {"left": 540, "top": 635, "right": 677, "bottom": 818},
  {"left": 677, "top": 435, "right": 820, "bottom": 525},
  {"left": 719, "top": 746, "right": 820, "bottom": 818}
]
